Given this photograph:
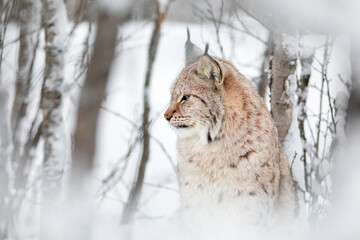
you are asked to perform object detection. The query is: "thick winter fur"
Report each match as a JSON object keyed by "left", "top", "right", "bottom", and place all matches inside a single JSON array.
[{"left": 164, "top": 36, "right": 296, "bottom": 228}]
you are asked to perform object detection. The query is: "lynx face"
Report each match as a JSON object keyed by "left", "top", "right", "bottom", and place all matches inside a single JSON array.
[{"left": 164, "top": 66, "right": 224, "bottom": 142}]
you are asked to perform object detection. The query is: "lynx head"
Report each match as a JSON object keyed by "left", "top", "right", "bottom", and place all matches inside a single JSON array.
[{"left": 164, "top": 29, "right": 225, "bottom": 144}]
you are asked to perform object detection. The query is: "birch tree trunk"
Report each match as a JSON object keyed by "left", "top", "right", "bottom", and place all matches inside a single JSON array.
[
  {"left": 270, "top": 33, "right": 297, "bottom": 143},
  {"left": 11, "top": 0, "right": 41, "bottom": 202},
  {"left": 40, "top": 0, "right": 67, "bottom": 200}
]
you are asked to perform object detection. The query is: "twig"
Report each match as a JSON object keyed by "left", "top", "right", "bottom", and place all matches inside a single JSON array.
[
  {"left": 233, "top": 1, "right": 269, "bottom": 30},
  {"left": 192, "top": 4, "right": 267, "bottom": 45},
  {"left": 121, "top": 0, "right": 174, "bottom": 225},
  {"left": 315, "top": 37, "right": 330, "bottom": 157},
  {"left": 100, "top": 106, "right": 139, "bottom": 130},
  {"left": 97, "top": 132, "right": 140, "bottom": 199},
  {"left": 143, "top": 182, "right": 178, "bottom": 192},
  {"left": 150, "top": 136, "right": 176, "bottom": 173},
  {"left": 338, "top": 74, "right": 351, "bottom": 92}
]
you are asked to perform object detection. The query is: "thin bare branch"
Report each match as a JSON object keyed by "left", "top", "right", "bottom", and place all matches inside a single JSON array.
[{"left": 121, "top": 0, "right": 173, "bottom": 225}]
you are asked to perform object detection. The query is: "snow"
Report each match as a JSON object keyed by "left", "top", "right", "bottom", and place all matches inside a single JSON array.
[
  {"left": 334, "top": 92, "right": 349, "bottom": 141},
  {"left": 282, "top": 34, "right": 300, "bottom": 58}
]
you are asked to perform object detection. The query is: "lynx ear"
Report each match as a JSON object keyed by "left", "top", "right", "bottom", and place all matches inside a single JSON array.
[
  {"left": 197, "top": 44, "right": 223, "bottom": 86},
  {"left": 185, "top": 28, "right": 203, "bottom": 66}
]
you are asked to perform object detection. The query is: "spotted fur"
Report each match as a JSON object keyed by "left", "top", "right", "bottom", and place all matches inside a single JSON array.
[{"left": 165, "top": 38, "right": 296, "bottom": 227}]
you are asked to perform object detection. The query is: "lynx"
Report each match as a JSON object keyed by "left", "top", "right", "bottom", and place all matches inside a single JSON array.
[{"left": 164, "top": 30, "right": 297, "bottom": 227}]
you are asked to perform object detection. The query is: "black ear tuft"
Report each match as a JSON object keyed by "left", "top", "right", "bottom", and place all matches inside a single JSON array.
[
  {"left": 204, "top": 43, "right": 209, "bottom": 55},
  {"left": 185, "top": 28, "right": 204, "bottom": 66}
]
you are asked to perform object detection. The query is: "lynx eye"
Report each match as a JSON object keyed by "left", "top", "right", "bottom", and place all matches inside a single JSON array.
[{"left": 181, "top": 95, "right": 190, "bottom": 102}]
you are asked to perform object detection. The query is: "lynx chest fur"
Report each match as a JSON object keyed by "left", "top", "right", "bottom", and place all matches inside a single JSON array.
[{"left": 164, "top": 31, "right": 296, "bottom": 226}]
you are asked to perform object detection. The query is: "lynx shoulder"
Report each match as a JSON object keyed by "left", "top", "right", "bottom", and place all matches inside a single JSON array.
[{"left": 164, "top": 30, "right": 297, "bottom": 227}]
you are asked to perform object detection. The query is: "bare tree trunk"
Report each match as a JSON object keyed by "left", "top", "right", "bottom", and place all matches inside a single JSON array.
[
  {"left": 0, "top": 88, "right": 13, "bottom": 239},
  {"left": 11, "top": 0, "right": 41, "bottom": 202},
  {"left": 0, "top": 1, "right": 16, "bottom": 237},
  {"left": 347, "top": 41, "right": 360, "bottom": 121},
  {"left": 40, "top": 0, "right": 67, "bottom": 200},
  {"left": 0, "top": 0, "right": 16, "bottom": 73},
  {"left": 121, "top": 0, "right": 169, "bottom": 225},
  {"left": 0, "top": 1, "right": 43, "bottom": 238},
  {"left": 269, "top": 33, "right": 297, "bottom": 143},
  {"left": 72, "top": 10, "right": 118, "bottom": 184}
]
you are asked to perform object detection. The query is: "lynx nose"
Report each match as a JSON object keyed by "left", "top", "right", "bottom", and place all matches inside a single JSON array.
[
  {"left": 164, "top": 109, "right": 176, "bottom": 121},
  {"left": 164, "top": 113, "right": 172, "bottom": 121}
]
